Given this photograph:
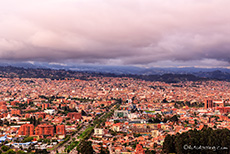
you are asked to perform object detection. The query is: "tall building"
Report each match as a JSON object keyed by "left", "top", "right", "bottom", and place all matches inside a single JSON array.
[
  {"left": 94, "top": 128, "right": 104, "bottom": 136},
  {"left": 36, "top": 112, "right": 47, "bottom": 119},
  {"left": 18, "top": 124, "right": 34, "bottom": 136},
  {"left": 135, "top": 144, "right": 145, "bottom": 154},
  {"left": 67, "top": 112, "right": 82, "bottom": 120},
  {"left": 42, "top": 103, "right": 50, "bottom": 110},
  {"left": 114, "top": 110, "right": 129, "bottom": 118},
  {"left": 35, "top": 124, "right": 54, "bottom": 136},
  {"left": 56, "top": 125, "right": 66, "bottom": 136},
  {"left": 0, "top": 102, "right": 7, "bottom": 112},
  {"left": 204, "top": 100, "right": 214, "bottom": 109},
  {"left": 216, "top": 107, "right": 230, "bottom": 113},
  {"left": 11, "top": 109, "right": 21, "bottom": 115}
]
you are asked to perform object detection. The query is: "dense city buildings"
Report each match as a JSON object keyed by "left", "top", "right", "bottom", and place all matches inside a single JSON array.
[
  {"left": 42, "top": 103, "right": 50, "bottom": 110},
  {"left": 35, "top": 124, "right": 54, "bottom": 137},
  {"left": 18, "top": 124, "right": 34, "bottom": 136},
  {"left": 67, "top": 112, "right": 82, "bottom": 121},
  {"left": 216, "top": 107, "right": 230, "bottom": 113},
  {"left": 204, "top": 99, "right": 214, "bottom": 109},
  {"left": 56, "top": 125, "right": 66, "bottom": 138},
  {"left": 0, "top": 76, "right": 229, "bottom": 153}
]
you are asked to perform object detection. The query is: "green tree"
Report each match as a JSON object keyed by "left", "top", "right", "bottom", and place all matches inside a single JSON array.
[
  {"left": 5, "top": 149, "right": 16, "bottom": 154},
  {"left": 16, "top": 150, "right": 26, "bottom": 154},
  {"left": 163, "top": 128, "right": 230, "bottom": 154},
  {"left": 163, "top": 135, "right": 175, "bottom": 153},
  {"left": 77, "top": 140, "right": 94, "bottom": 154},
  {"left": 145, "top": 149, "right": 156, "bottom": 154},
  {"left": 1, "top": 145, "right": 10, "bottom": 152},
  {"left": 99, "top": 143, "right": 109, "bottom": 154},
  {"left": 170, "top": 115, "right": 179, "bottom": 122},
  {"left": 22, "top": 136, "right": 33, "bottom": 143}
]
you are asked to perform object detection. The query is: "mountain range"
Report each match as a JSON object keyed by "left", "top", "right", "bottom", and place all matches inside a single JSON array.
[{"left": 1, "top": 62, "right": 230, "bottom": 82}]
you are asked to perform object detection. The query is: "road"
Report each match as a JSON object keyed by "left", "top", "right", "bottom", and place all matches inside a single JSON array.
[
  {"left": 50, "top": 103, "right": 118, "bottom": 154},
  {"left": 50, "top": 123, "right": 85, "bottom": 154},
  {"left": 69, "top": 104, "right": 118, "bottom": 153},
  {"left": 50, "top": 113, "right": 105, "bottom": 154}
]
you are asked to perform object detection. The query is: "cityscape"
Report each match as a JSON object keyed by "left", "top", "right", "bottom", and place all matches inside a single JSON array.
[
  {"left": 0, "top": 68, "right": 229, "bottom": 153},
  {"left": 1, "top": 0, "right": 230, "bottom": 154}
]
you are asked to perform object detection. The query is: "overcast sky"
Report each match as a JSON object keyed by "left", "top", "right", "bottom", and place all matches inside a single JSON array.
[{"left": 0, "top": 0, "right": 230, "bottom": 68}]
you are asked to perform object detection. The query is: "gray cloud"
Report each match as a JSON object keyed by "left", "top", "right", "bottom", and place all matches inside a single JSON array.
[{"left": 0, "top": 0, "right": 230, "bottom": 67}]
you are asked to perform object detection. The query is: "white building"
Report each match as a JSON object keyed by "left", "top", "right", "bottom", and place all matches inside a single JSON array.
[
  {"left": 94, "top": 128, "right": 104, "bottom": 136},
  {"left": 44, "top": 109, "right": 55, "bottom": 115}
]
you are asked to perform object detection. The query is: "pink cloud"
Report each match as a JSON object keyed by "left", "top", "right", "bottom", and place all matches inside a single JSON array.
[{"left": 0, "top": 0, "right": 230, "bottom": 67}]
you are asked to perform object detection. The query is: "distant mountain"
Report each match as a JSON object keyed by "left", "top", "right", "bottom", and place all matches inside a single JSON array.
[
  {"left": 1, "top": 61, "right": 230, "bottom": 76},
  {"left": 194, "top": 70, "right": 230, "bottom": 81},
  {"left": 1, "top": 62, "right": 230, "bottom": 82},
  {"left": 122, "top": 73, "right": 207, "bottom": 83},
  {"left": 0, "top": 66, "right": 210, "bottom": 83}
]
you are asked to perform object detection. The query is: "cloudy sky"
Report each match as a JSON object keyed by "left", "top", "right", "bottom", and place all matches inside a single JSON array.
[{"left": 0, "top": 0, "right": 230, "bottom": 68}]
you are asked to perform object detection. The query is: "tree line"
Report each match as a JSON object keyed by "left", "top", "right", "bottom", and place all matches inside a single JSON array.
[{"left": 163, "top": 127, "right": 230, "bottom": 154}]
